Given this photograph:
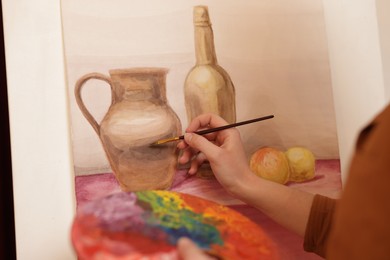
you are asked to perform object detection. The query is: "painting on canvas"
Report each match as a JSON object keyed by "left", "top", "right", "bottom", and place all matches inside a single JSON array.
[{"left": 61, "top": 1, "right": 341, "bottom": 258}]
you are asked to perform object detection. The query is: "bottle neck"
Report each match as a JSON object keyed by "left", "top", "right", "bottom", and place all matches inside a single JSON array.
[{"left": 194, "top": 24, "right": 218, "bottom": 65}]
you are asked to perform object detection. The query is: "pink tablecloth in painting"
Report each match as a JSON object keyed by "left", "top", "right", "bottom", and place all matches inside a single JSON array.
[{"left": 75, "top": 159, "right": 341, "bottom": 260}]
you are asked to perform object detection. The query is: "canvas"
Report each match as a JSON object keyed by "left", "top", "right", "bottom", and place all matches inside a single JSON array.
[{"left": 61, "top": 1, "right": 341, "bottom": 259}]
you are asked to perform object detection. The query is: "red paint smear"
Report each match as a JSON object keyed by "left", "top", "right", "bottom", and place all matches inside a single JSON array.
[
  {"left": 72, "top": 191, "right": 280, "bottom": 260},
  {"left": 178, "top": 192, "right": 280, "bottom": 259},
  {"left": 72, "top": 215, "right": 175, "bottom": 259}
]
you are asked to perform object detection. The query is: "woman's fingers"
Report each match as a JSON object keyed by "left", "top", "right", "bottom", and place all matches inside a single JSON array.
[
  {"left": 178, "top": 146, "right": 199, "bottom": 165},
  {"left": 177, "top": 237, "right": 215, "bottom": 260},
  {"left": 183, "top": 133, "right": 221, "bottom": 163},
  {"left": 188, "top": 152, "right": 207, "bottom": 175}
]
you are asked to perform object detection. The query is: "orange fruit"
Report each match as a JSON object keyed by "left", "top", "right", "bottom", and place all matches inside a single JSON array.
[{"left": 249, "top": 147, "right": 290, "bottom": 184}]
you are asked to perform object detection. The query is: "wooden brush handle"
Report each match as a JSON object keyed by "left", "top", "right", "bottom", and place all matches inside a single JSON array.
[{"left": 192, "top": 115, "right": 274, "bottom": 136}]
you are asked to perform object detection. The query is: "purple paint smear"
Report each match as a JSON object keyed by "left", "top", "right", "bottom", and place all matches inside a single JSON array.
[{"left": 81, "top": 192, "right": 146, "bottom": 232}]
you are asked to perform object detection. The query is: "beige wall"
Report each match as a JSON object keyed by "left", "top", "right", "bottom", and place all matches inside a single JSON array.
[
  {"left": 323, "top": 0, "right": 388, "bottom": 184},
  {"left": 376, "top": 0, "right": 390, "bottom": 100},
  {"left": 3, "top": 0, "right": 76, "bottom": 259},
  {"left": 3, "top": 0, "right": 388, "bottom": 259}
]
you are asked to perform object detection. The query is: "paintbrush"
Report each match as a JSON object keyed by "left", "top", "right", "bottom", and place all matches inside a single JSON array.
[{"left": 150, "top": 114, "right": 274, "bottom": 145}]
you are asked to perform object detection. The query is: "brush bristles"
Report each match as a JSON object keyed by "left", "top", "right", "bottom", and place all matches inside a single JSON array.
[{"left": 151, "top": 136, "right": 180, "bottom": 146}]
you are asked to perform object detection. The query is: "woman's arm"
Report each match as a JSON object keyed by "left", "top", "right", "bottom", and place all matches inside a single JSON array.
[{"left": 177, "top": 113, "right": 314, "bottom": 236}]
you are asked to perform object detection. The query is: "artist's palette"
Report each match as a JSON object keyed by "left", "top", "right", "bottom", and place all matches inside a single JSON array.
[{"left": 71, "top": 190, "right": 279, "bottom": 259}]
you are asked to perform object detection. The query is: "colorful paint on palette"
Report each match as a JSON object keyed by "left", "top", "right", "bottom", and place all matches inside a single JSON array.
[{"left": 71, "top": 190, "right": 279, "bottom": 259}]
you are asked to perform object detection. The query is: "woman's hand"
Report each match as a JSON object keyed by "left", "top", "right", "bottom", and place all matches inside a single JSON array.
[
  {"left": 177, "top": 237, "right": 216, "bottom": 260},
  {"left": 177, "top": 113, "right": 315, "bottom": 238},
  {"left": 177, "top": 113, "right": 253, "bottom": 196}
]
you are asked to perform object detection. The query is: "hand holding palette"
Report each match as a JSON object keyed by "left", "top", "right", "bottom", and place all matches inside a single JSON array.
[{"left": 71, "top": 191, "right": 279, "bottom": 259}]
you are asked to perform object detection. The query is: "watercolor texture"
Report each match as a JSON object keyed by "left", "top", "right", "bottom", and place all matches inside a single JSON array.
[
  {"left": 61, "top": 1, "right": 340, "bottom": 177},
  {"left": 61, "top": 1, "right": 342, "bottom": 259}
]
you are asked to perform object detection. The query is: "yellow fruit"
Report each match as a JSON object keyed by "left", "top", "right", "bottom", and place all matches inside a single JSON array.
[
  {"left": 285, "top": 147, "right": 316, "bottom": 182},
  {"left": 249, "top": 147, "right": 290, "bottom": 184}
]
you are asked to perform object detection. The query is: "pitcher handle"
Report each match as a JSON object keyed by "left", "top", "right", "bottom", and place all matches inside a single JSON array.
[{"left": 74, "top": 72, "right": 113, "bottom": 135}]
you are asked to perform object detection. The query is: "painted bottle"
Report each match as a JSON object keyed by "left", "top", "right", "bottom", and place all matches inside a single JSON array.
[
  {"left": 184, "top": 5, "right": 236, "bottom": 124},
  {"left": 184, "top": 6, "right": 236, "bottom": 178}
]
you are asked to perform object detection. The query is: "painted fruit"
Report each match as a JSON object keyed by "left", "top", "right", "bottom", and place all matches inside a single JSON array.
[
  {"left": 285, "top": 147, "right": 316, "bottom": 182},
  {"left": 249, "top": 147, "right": 290, "bottom": 184}
]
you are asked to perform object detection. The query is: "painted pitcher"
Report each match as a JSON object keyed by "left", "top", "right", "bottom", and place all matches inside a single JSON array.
[{"left": 74, "top": 68, "right": 182, "bottom": 191}]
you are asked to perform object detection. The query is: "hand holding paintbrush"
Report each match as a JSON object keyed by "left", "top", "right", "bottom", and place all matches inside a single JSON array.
[{"left": 151, "top": 114, "right": 274, "bottom": 146}]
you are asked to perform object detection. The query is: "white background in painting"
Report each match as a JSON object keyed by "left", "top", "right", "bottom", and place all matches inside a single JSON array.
[{"left": 61, "top": 0, "right": 339, "bottom": 175}]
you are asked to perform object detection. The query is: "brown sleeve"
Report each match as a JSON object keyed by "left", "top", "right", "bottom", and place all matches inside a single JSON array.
[
  {"left": 326, "top": 104, "right": 390, "bottom": 259},
  {"left": 303, "top": 194, "right": 337, "bottom": 257}
]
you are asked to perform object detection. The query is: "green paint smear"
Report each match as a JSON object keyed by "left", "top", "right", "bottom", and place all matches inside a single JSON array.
[{"left": 136, "top": 191, "right": 223, "bottom": 247}]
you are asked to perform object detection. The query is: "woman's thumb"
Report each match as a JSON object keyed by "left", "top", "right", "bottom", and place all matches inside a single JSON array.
[
  {"left": 183, "top": 133, "right": 218, "bottom": 159},
  {"left": 177, "top": 237, "right": 212, "bottom": 260}
]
